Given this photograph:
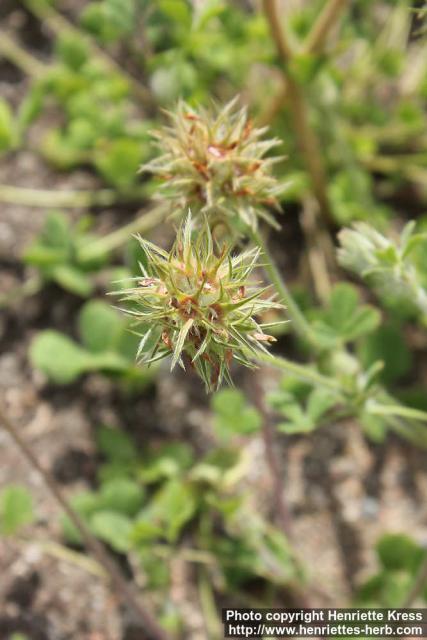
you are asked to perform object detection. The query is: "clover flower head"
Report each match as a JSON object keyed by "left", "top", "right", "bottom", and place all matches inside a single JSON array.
[
  {"left": 143, "top": 98, "right": 285, "bottom": 232},
  {"left": 115, "top": 215, "right": 284, "bottom": 391}
]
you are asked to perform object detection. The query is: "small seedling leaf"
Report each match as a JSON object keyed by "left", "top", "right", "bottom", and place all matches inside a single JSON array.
[{"left": 0, "top": 486, "right": 34, "bottom": 536}]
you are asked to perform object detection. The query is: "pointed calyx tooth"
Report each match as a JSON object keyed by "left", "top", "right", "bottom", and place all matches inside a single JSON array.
[
  {"left": 112, "top": 214, "right": 286, "bottom": 392},
  {"left": 142, "top": 98, "right": 286, "bottom": 233}
]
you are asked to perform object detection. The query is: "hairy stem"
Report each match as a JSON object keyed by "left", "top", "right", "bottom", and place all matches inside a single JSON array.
[
  {"left": 78, "top": 204, "right": 167, "bottom": 261},
  {"left": 250, "top": 230, "right": 427, "bottom": 445},
  {"left": 0, "top": 31, "right": 46, "bottom": 77},
  {"left": 0, "top": 184, "right": 147, "bottom": 208},
  {"left": 0, "top": 208, "right": 166, "bottom": 309},
  {"left": 250, "top": 228, "right": 321, "bottom": 348},
  {"left": 198, "top": 567, "right": 222, "bottom": 639},
  {"left": 368, "top": 402, "right": 427, "bottom": 424},
  {"left": 20, "top": 537, "right": 107, "bottom": 578},
  {"left": 262, "top": 0, "right": 332, "bottom": 223},
  {"left": 254, "top": 350, "right": 343, "bottom": 395},
  {"left": 0, "top": 402, "right": 171, "bottom": 640}
]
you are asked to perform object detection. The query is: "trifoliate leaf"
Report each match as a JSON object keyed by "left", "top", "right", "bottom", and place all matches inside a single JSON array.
[
  {"left": 211, "top": 388, "right": 261, "bottom": 439},
  {"left": 78, "top": 300, "right": 125, "bottom": 353},
  {"left": 90, "top": 511, "right": 133, "bottom": 552}
]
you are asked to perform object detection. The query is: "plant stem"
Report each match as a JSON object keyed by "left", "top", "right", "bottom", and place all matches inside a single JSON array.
[
  {"left": 250, "top": 231, "right": 427, "bottom": 441},
  {"left": 262, "top": 0, "right": 294, "bottom": 60},
  {"left": 362, "top": 155, "right": 427, "bottom": 192},
  {"left": 258, "top": 0, "right": 349, "bottom": 126},
  {"left": 368, "top": 402, "right": 427, "bottom": 424},
  {"left": 21, "top": 537, "right": 107, "bottom": 578},
  {"left": 198, "top": 568, "right": 222, "bottom": 639},
  {"left": 0, "top": 184, "right": 147, "bottom": 208},
  {"left": 0, "top": 207, "right": 166, "bottom": 308},
  {"left": 303, "top": 0, "right": 349, "bottom": 54},
  {"left": 0, "top": 403, "right": 171, "bottom": 640},
  {"left": 300, "top": 195, "right": 332, "bottom": 302},
  {"left": 254, "top": 350, "right": 343, "bottom": 394},
  {"left": 78, "top": 204, "right": 167, "bottom": 260},
  {"left": 255, "top": 355, "right": 427, "bottom": 433},
  {"left": 250, "top": 228, "right": 320, "bottom": 348},
  {"left": 262, "top": 0, "right": 333, "bottom": 224},
  {"left": 0, "top": 31, "right": 46, "bottom": 77}
]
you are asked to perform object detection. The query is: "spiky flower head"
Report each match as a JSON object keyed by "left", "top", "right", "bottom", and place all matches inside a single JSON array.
[
  {"left": 114, "top": 215, "right": 283, "bottom": 391},
  {"left": 143, "top": 98, "right": 284, "bottom": 232}
]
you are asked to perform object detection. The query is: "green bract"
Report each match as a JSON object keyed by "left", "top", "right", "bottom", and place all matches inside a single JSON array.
[
  {"left": 337, "top": 223, "right": 394, "bottom": 277},
  {"left": 114, "top": 215, "right": 284, "bottom": 391},
  {"left": 143, "top": 98, "right": 284, "bottom": 231},
  {"left": 337, "top": 222, "right": 427, "bottom": 318}
]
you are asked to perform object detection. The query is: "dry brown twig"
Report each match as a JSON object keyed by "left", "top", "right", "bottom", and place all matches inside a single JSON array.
[
  {"left": 260, "top": 0, "right": 349, "bottom": 292},
  {"left": 250, "top": 372, "right": 322, "bottom": 611},
  {"left": 258, "top": 0, "right": 349, "bottom": 126},
  {"left": 300, "top": 196, "right": 333, "bottom": 302},
  {"left": 304, "top": 0, "right": 349, "bottom": 55},
  {"left": 262, "top": 0, "right": 334, "bottom": 223}
]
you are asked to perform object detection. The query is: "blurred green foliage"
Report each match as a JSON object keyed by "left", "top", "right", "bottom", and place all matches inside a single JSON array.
[
  {"left": 30, "top": 300, "right": 153, "bottom": 386},
  {"left": 211, "top": 389, "right": 262, "bottom": 440},
  {"left": 24, "top": 211, "right": 109, "bottom": 296},
  {"left": 356, "top": 533, "right": 427, "bottom": 606},
  {"left": 309, "top": 283, "right": 381, "bottom": 349},
  {"left": 20, "top": 31, "right": 151, "bottom": 188},
  {"left": 0, "top": 486, "right": 34, "bottom": 536},
  {"left": 61, "top": 425, "right": 301, "bottom": 600},
  {"left": 268, "top": 379, "right": 336, "bottom": 434}
]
